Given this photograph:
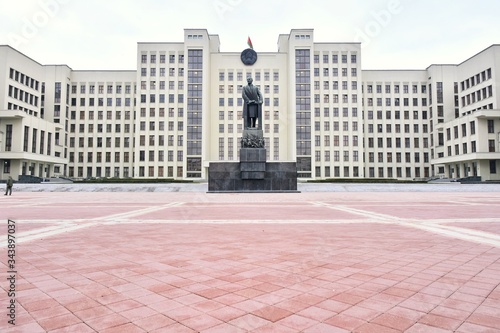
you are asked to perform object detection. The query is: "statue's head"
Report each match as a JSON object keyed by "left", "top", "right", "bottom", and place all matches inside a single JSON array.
[{"left": 247, "top": 76, "right": 253, "bottom": 84}]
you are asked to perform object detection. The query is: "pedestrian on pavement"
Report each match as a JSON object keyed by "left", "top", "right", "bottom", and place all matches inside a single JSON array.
[{"left": 5, "top": 176, "right": 13, "bottom": 196}]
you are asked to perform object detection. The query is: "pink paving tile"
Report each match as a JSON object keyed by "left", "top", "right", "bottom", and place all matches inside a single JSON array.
[
  {"left": 21, "top": 298, "right": 60, "bottom": 312},
  {"left": 276, "top": 314, "right": 320, "bottom": 331},
  {"left": 38, "top": 313, "right": 82, "bottom": 331},
  {"left": 145, "top": 298, "right": 183, "bottom": 313},
  {"left": 200, "top": 322, "right": 247, "bottom": 333},
  {"left": 106, "top": 299, "right": 143, "bottom": 312},
  {"left": 439, "top": 298, "right": 479, "bottom": 313},
  {"left": 85, "top": 313, "right": 130, "bottom": 331},
  {"left": 49, "top": 322, "right": 96, "bottom": 333},
  {"left": 119, "top": 305, "right": 158, "bottom": 321},
  {"left": 7, "top": 322, "right": 45, "bottom": 332},
  {"left": 456, "top": 322, "right": 500, "bottom": 333},
  {"left": 386, "top": 306, "right": 426, "bottom": 322},
  {"left": 324, "top": 314, "right": 367, "bottom": 331},
  {"left": 100, "top": 323, "right": 146, "bottom": 333},
  {"left": 398, "top": 298, "right": 438, "bottom": 313},
  {"left": 371, "top": 313, "right": 415, "bottom": 331},
  {"left": 208, "top": 305, "right": 247, "bottom": 322},
  {"left": 232, "top": 299, "right": 268, "bottom": 312},
  {"left": 252, "top": 322, "right": 300, "bottom": 332},
  {"left": 304, "top": 323, "right": 351, "bottom": 333},
  {"left": 133, "top": 313, "right": 176, "bottom": 332},
  {"left": 194, "top": 288, "right": 229, "bottom": 299},
  {"left": 233, "top": 287, "right": 266, "bottom": 298},
  {"left": 418, "top": 313, "right": 463, "bottom": 331},
  {"left": 181, "top": 314, "right": 224, "bottom": 331},
  {"left": 297, "top": 305, "right": 336, "bottom": 321},
  {"left": 29, "top": 305, "right": 71, "bottom": 321},
  {"left": 467, "top": 313, "right": 500, "bottom": 329},
  {"left": 429, "top": 305, "right": 471, "bottom": 321},
  {"left": 74, "top": 305, "right": 115, "bottom": 321},
  {"left": 163, "top": 305, "right": 204, "bottom": 322},
  {"left": 150, "top": 322, "right": 196, "bottom": 333},
  {"left": 405, "top": 323, "right": 453, "bottom": 333},
  {"left": 252, "top": 305, "right": 294, "bottom": 322},
  {"left": 353, "top": 322, "right": 401, "bottom": 333},
  {"left": 228, "top": 313, "right": 271, "bottom": 331},
  {"left": 212, "top": 293, "right": 247, "bottom": 306},
  {"left": 331, "top": 292, "right": 366, "bottom": 305},
  {"left": 316, "top": 299, "right": 352, "bottom": 313},
  {"left": 190, "top": 299, "right": 226, "bottom": 313}
]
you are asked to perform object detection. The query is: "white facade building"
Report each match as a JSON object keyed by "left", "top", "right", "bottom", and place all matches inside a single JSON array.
[{"left": 1, "top": 29, "right": 499, "bottom": 182}]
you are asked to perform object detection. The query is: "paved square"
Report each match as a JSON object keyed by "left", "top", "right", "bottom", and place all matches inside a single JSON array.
[{"left": 1, "top": 185, "right": 500, "bottom": 332}]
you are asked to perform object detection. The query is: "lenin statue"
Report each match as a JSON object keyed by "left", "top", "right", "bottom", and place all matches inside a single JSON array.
[{"left": 242, "top": 76, "right": 263, "bottom": 129}]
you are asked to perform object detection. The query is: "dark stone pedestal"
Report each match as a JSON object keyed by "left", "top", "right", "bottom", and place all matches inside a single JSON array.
[
  {"left": 208, "top": 128, "right": 298, "bottom": 193},
  {"left": 208, "top": 160, "right": 299, "bottom": 193},
  {"left": 240, "top": 148, "right": 266, "bottom": 179}
]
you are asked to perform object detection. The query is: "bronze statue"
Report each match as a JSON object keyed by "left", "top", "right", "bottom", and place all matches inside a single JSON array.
[{"left": 242, "top": 76, "right": 263, "bottom": 129}]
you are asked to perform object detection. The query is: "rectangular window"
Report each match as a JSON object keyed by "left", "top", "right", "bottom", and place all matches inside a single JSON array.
[{"left": 488, "top": 120, "right": 495, "bottom": 133}]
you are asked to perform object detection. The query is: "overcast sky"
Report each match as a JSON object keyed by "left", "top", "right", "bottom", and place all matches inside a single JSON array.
[{"left": 1, "top": 0, "right": 499, "bottom": 71}]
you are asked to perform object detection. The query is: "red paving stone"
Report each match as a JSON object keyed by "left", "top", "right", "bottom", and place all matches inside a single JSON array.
[{"left": 1, "top": 190, "right": 500, "bottom": 332}]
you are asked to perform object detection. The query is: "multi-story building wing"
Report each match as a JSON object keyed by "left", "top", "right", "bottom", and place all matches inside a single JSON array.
[
  {"left": 363, "top": 70, "right": 431, "bottom": 180},
  {"left": 0, "top": 46, "right": 68, "bottom": 180},
  {"left": 430, "top": 46, "right": 500, "bottom": 179},
  {"left": 68, "top": 70, "right": 136, "bottom": 179},
  {"left": 1, "top": 30, "right": 499, "bottom": 182}
]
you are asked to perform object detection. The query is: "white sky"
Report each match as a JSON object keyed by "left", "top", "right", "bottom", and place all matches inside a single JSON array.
[{"left": 1, "top": 0, "right": 499, "bottom": 70}]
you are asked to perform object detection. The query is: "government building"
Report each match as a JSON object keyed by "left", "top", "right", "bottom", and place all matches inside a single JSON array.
[{"left": 1, "top": 29, "right": 499, "bottom": 182}]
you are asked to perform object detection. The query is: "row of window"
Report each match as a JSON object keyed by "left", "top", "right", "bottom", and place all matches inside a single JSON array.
[
  {"left": 460, "top": 68, "right": 492, "bottom": 91},
  {"left": 366, "top": 124, "right": 429, "bottom": 134},
  {"left": 366, "top": 137, "right": 429, "bottom": 149},
  {"left": 71, "top": 84, "right": 133, "bottom": 95},
  {"left": 314, "top": 68, "right": 357, "bottom": 77},
  {"left": 72, "top": 110, "right": 132, "bottom": 121},
  {"left": 314, "top": 107, "right": 359, "bottom": 118},
  {"left": 366, "top": 97, "right": 428, "bottom": 107},
  {"left": 445, "top": 121, "right": 478, "bottom": 141},
  {"left": 314, "top": 122, "right": 360, "bottom": 132},
  {"left": 314, "top": 150, "right": 360, "bottom": 162},
  {"left": 366, "top": 152, "right": 429, "bottom": 164},
  {"left": 218, "top": 71, "right": 280, "bottom": 82},
  {"left": 219, "top": 110, "right": 280, "bottom": 121},
  {"left": 461, "top": 85, "right": 493, "bottom": 107},
  {"left": 70, "top": 123, "right": 131, "bottom": 133},
  {"left": 442, "top": 140, "right": 497, "bottom": 156},
  {"left": 17, "top": 126, "right": 53, "bottom": 156},
  {"left": 315, "top": 94, "right": 359, "bottom": 104},
  {"left": 314, "top": 54, "right": 357, "bottom": 64},
  {"left": 367, "top": 110, "right": 428, "bottom": 120},
  {"left": 71, "top": 97, "right": 133, "bottom": 107},
  {"left": 366, "top": 167, "right": 429, "bottom": 179},
  {"left": 141, "top": 80, "right": 185, "bottom": 90},
  {"left": 9, "top": 68, "right": 40, "bottom": 91},
  {"left": 8, "top": 85, "right": 39, "bottom": 106},
  {"left": 69, "top": 150, "right": 186, "bottom": 164},
  {"left": 7, "top": 102, "right": 40, "bottom": 117},
  {"left": 219, "top": 97, "right": 279, "bottom": 107},
  {"left": 219, "top": 84, "right": 279, "bottom": 94},
  {"left": 366, "top": 83, "right": 427, "bottom": 94},
  {"left": 139, "top": 94, "right": 186, "bottom": 104},
  {"left": 68, "top": 165, "right": 185, "bottom": 178},
  {"left": 140, "top": 54, "right": 184, "bottom": 64},
  {"left": 315, "top": 166, "right": 362, "bottom": 178},
  {"left": 314, "top": 81, "right": 358, "bottom": 91}
]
